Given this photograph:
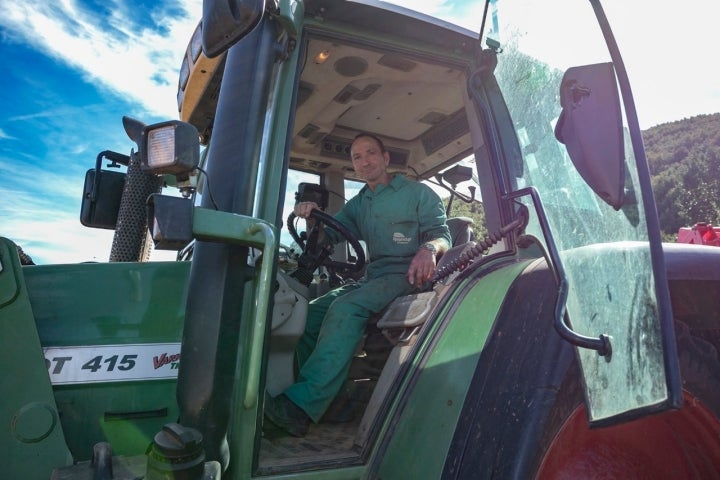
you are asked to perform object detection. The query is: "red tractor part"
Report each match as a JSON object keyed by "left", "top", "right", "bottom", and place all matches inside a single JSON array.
[
  {"left": 677, "top": 223, "right": 720, "bottom": 246},
  {"left": 537, "top": 392, "right": 720, "bottom": 479}
]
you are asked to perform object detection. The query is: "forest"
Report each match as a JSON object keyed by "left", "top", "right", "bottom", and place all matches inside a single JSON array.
[
  {"left": 644, "top": 113, "right": 720, "bottom": 240},
  {"left": 449, "top": 112, "right": 720, "bottom": 243}
]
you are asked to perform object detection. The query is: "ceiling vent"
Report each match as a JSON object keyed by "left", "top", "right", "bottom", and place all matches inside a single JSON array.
[
  {"left": 320, "top": 136, "right": 353, "bottom": 159},
  {"left": 334, "top": 85, "right": 361, "bottom": 104},
  {"left": 355, "top": 83, "right": 381, "bottom": 101},
  {"left": 418, "top": 111, "right": 448, "bottom": 125},
  {"left": 299, "top": 123, "right": 319, "bottom": 138},
  {"left": 378, "top": 54, "right": 417, "bottom": 72},
  {"left": 298, "top": 124, "right": 326, "bottom": 145},
  {"left": 320, "top": 135, "right": 409, "bottom": 168},
  {"left": 421, "top": 109, "right": 469, "bottom": 155}
]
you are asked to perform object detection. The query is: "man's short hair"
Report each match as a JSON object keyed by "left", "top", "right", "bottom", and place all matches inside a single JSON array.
[{"left": 353, "top": 132, "right": 386, "bottom": 153}]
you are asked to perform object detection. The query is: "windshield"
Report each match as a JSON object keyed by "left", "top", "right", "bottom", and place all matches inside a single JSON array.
[{"left": 487, "top": 0, "right": 672, "bottom": 423}]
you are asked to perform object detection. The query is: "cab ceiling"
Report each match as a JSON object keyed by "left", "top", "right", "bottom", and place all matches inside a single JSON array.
[{"left": 290, "top": 36, "right": 473, "bottom": 181}]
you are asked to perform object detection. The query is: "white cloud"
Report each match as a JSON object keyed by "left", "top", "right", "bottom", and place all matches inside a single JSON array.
[
  {"left": 0, "top": 128, "right": 15, "bottom": 140},
  {"left": 0, "top": 1, "right": 202, "bottom": 264},
  {"left": 0, "top": 0, "right": 202, "bottom": 119},
  {"left": 3, "top": 212, "right": 114, "bottom": 264}
]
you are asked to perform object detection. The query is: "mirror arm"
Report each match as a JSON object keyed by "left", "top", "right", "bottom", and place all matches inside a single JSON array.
[
  {"left": 445, "top": 194, "right": 455, "bottom": 217},
  {"left": 428, "top": 176, "right": 476, "bottom": 207}
]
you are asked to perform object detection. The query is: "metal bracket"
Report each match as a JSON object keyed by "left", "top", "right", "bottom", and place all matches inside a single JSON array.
[{"left": 506, "top": 187, "right": 612, "bottom": 357}]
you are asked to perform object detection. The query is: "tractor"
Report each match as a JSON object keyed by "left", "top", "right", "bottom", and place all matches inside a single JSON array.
[{"left": 3, "top": 0, "right": 720, "bottom": 478}]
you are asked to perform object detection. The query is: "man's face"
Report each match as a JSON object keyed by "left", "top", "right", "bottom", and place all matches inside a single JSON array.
[{"left": 350, "top": 136, "right": 390, "bottom": 185}]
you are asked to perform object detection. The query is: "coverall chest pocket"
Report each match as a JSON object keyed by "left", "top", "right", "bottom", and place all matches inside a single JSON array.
[{"left": 374, "top": 211, "right": 419, "bottom": 256}]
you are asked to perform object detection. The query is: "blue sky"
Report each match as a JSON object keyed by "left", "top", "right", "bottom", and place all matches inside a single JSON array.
[{"left": 2, "top": 0, "right": 719, "bottom": 264}]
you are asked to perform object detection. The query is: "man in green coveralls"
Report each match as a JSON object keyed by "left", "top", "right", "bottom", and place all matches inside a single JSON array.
[{"left": 264, "top": 133, "right": 451, "bottom": 437}]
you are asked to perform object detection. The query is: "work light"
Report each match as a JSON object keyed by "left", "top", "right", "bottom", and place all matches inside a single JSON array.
[{"left": 140, "top": 120, "right": 199, "bottom": 176}]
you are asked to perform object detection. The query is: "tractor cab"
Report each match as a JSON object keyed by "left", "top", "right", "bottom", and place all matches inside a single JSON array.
[{"left": 3, "top": 1, "right": 714, "bottom": 479}]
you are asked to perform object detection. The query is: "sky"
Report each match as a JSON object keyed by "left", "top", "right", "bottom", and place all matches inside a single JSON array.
[{"left": 1, "top": 0, "right": 719, "bottom": 265}]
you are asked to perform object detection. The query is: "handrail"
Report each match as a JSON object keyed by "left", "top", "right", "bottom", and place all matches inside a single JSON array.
[
  {"left": 242, "top": 222, "right": 276, "bottom": 408},
  {"left": 192, "top": 208, "right": 278, "bottom": 408}
]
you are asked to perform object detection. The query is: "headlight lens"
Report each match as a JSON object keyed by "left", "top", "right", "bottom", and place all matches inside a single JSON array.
[
  {"left": 147, "top": 126, "right": 177, "bottom": 169},
  {"left": 141, "top": 121, "right": 199, "bottom": 176}
]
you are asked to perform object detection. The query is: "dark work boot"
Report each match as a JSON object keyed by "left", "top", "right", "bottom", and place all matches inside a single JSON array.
[{"left": 263, "top": 393, "right": 311, "bottom": 437}]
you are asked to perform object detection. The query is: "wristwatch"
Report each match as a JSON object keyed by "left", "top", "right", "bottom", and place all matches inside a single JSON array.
[{"left": 420, "top": 242, "right": 438, "bottom": 254}]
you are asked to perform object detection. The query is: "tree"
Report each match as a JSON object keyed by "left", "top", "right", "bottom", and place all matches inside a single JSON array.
[
  {"left": 448, "top": 198, "right": 487, "bottom": 241},
  {"left": 645, "top": 113, "right": 720, "bottom": 237}
]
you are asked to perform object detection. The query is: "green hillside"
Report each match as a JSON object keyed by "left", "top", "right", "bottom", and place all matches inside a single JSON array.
[{"left": 644, "top": 113, "right": 720, "bottom": 240}]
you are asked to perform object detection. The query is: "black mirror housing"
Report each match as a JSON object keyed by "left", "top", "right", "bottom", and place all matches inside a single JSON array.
[
  {"left": 442, "top": 165, "right": 473, "bottom": 186},
  {"left": 80, "top": 150, "right": 130, "bottom": 229},
  {"left": 554, "top": 62, "right": 625, "bottom": 210},
  {"left": 80, "top": 169, "right": 125, "bottom": 229},
  {"left": 202, "top": 0, "right": 264, "bottom": 58}
]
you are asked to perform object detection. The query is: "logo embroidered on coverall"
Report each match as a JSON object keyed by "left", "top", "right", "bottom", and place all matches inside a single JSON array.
[{"left": 393, "top": 232, "right": 412, "bottom": 245}]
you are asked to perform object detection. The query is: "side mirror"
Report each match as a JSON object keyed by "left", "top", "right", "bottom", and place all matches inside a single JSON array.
[
  {"left": 554, "top": 62, "right": 625, "bottom": 210},
  {"left": 80, "top": 151, "right": 129, "bottom": 229},
  {"left": 202, "top": 0, "right": 265, "bottom": 58},
  {"left": 441, "top": 165, "right": 473, "bottom": 186}
]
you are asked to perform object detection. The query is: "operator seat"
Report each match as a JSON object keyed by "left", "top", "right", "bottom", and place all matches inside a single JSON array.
[{"left": 446, "top": 216, "right": 475, "bottom": 246}]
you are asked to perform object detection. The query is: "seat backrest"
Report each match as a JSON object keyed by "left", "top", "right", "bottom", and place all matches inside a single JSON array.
[{"left": 446, "top": 216, "right": 474, "bottom": 247}]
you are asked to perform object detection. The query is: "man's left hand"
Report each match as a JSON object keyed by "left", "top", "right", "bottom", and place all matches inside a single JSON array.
[{"left": 407, "top": 248, "right": 437, "bottom": 288}]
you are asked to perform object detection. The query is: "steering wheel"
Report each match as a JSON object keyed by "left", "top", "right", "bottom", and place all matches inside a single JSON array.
[{"left": 286, "top": 209, "right": 366, "bottom": 277}]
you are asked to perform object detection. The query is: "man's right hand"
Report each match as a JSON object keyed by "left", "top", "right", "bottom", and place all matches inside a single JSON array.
[{"left": 294, "top": 201, "right": 319, "bottom": 219}]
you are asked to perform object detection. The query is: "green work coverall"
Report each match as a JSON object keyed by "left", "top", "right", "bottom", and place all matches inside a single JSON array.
[{"left": 284, "top": 174, "right": 451, "bottom": 421}]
